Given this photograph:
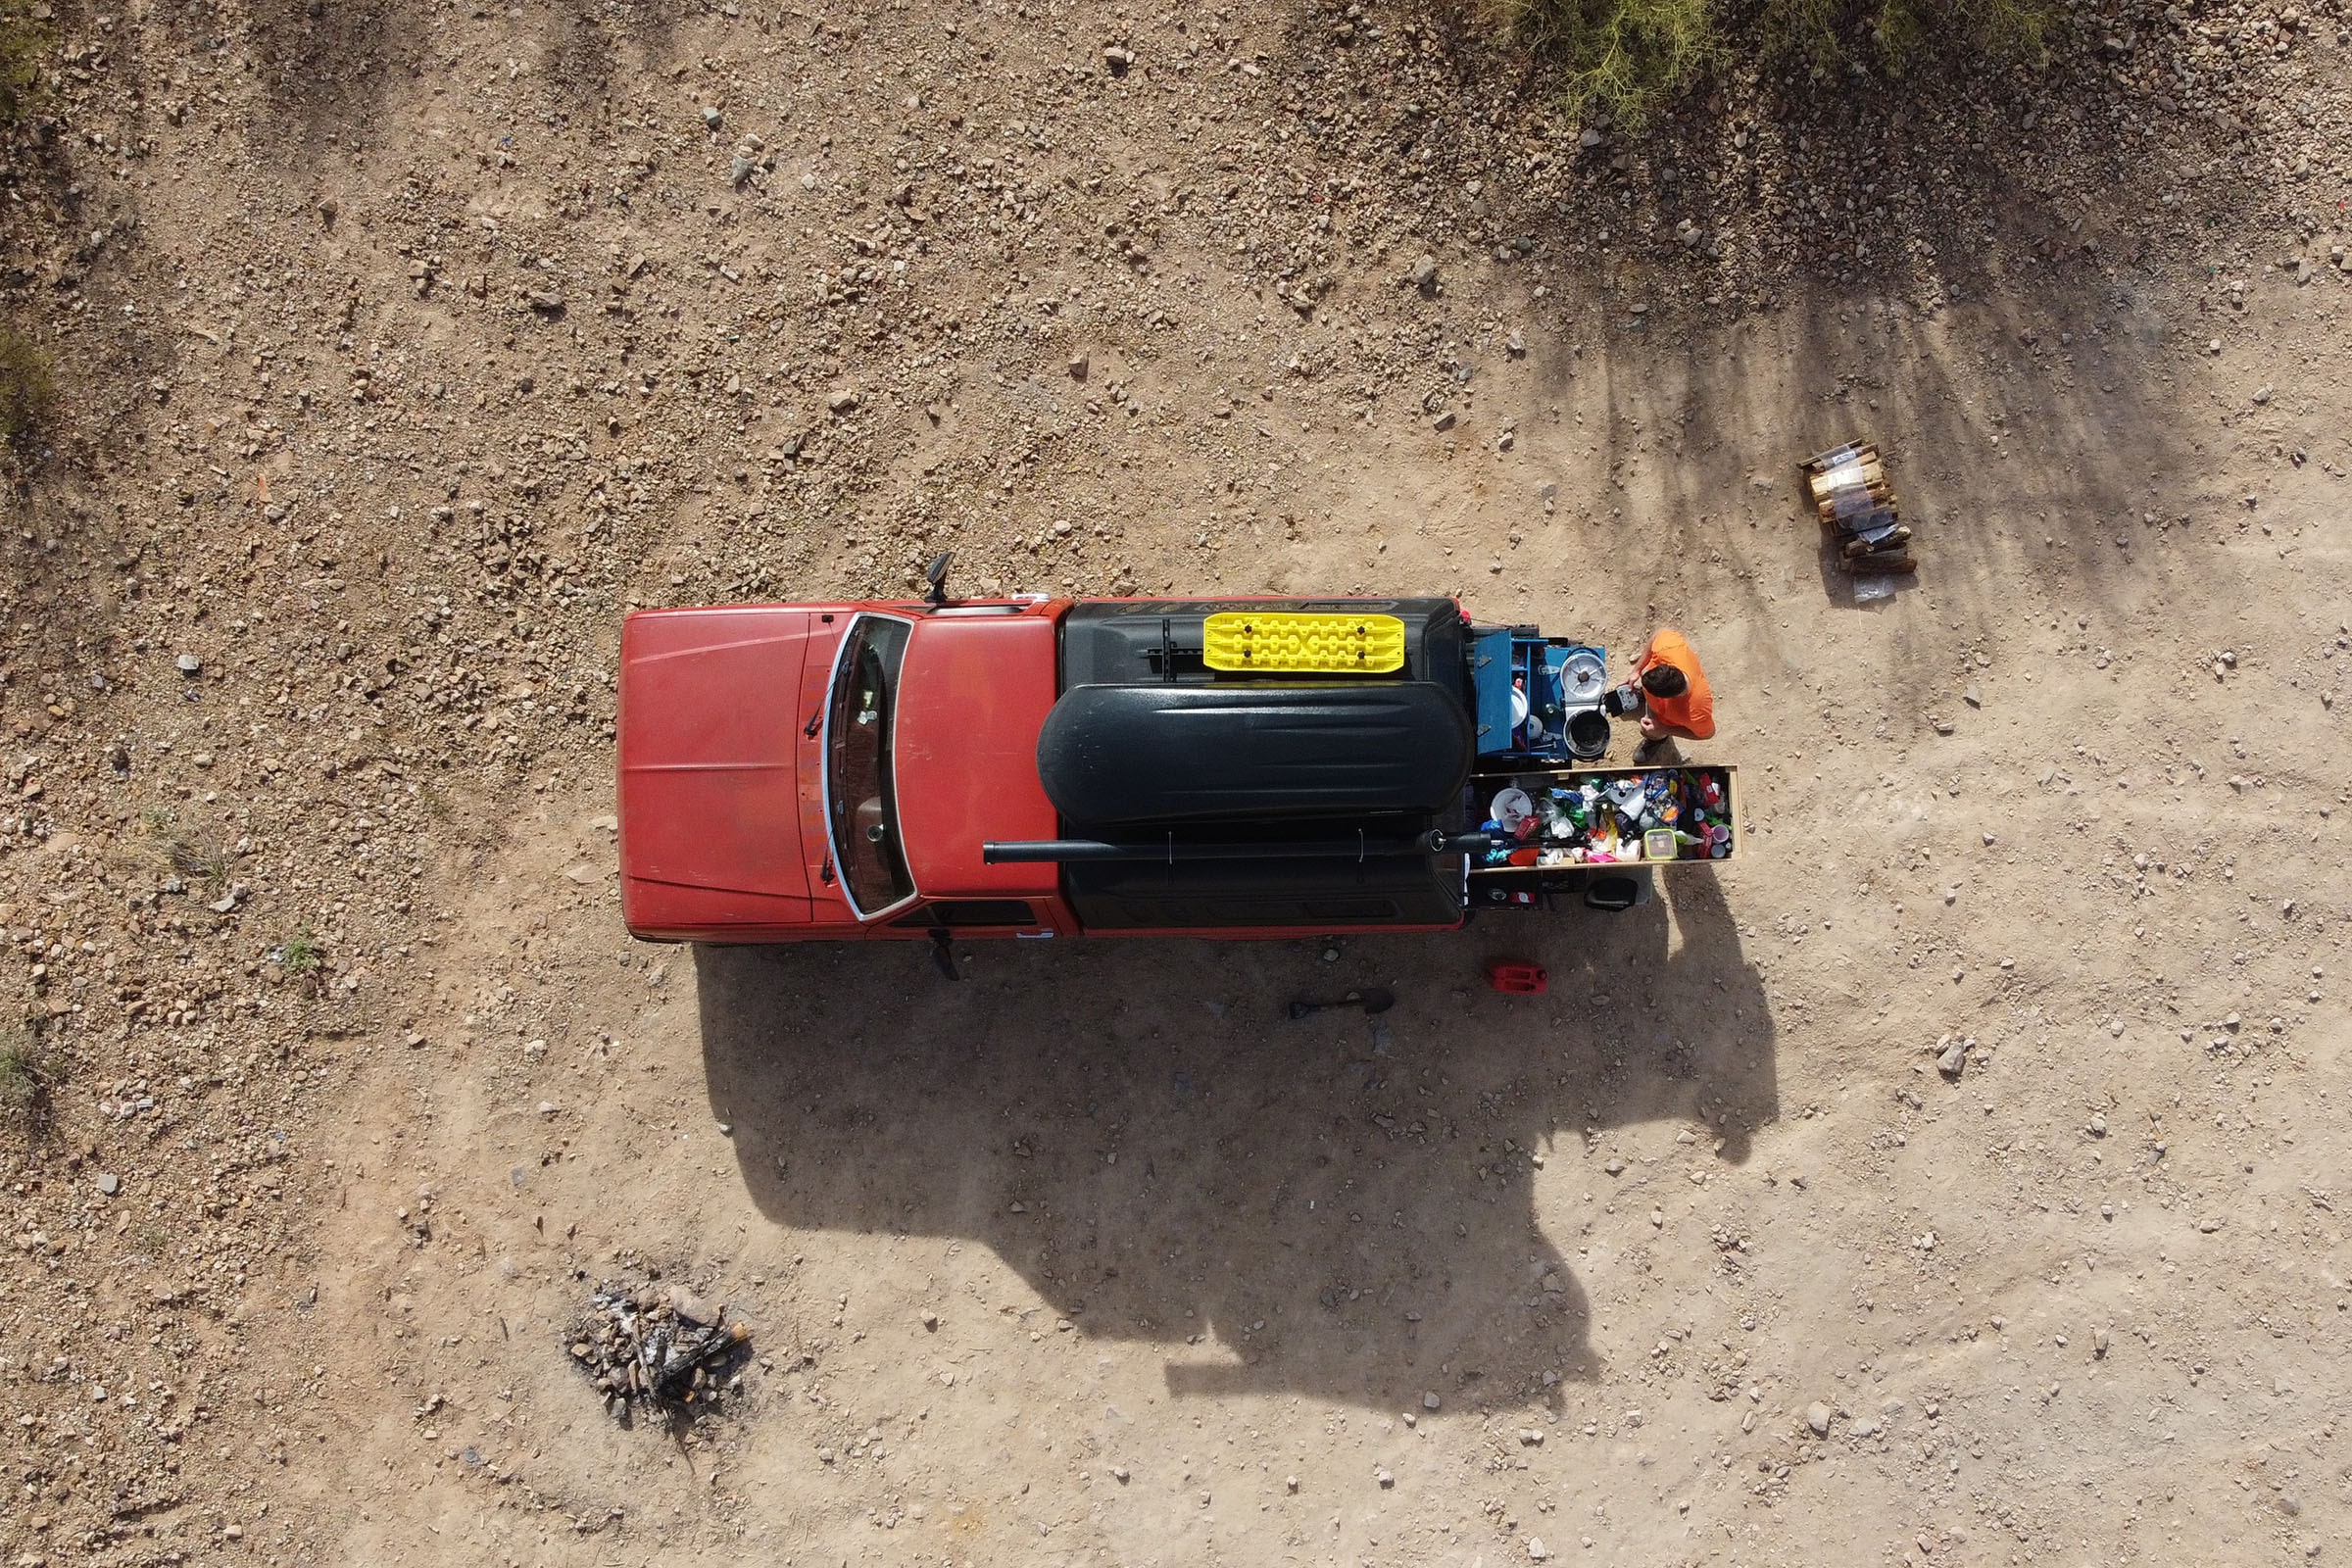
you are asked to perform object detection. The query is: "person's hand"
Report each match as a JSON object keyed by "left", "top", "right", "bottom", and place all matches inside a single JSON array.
[{"left": 1638, "top": 713, "right": 1663, "bottom": 739}]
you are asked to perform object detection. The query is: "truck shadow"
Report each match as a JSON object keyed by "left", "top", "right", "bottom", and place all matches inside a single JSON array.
[{"left": 697, "top": 869, "right": 1775, "bottom": 1412}]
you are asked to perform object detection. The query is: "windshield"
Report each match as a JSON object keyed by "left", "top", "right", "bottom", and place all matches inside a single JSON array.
[{"left": 824, "top": 614, "right": 917, "bottom": 916}]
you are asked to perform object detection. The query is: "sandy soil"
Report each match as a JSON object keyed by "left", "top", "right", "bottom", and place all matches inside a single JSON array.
[{"left": 3, "top": 1, "right": 2349, "bottom": 1564}]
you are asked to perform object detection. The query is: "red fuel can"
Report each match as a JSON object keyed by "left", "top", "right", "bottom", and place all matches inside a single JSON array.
[{"left": 1486, "top": 959, "right": 1548, "bottom": 995}]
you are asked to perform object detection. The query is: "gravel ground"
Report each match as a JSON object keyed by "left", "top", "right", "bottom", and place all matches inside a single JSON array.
[{"left": 2, "top": 0, "right": 2348, "bottom": 1563}]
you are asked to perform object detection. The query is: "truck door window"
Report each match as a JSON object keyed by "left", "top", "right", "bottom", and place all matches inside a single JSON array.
[{"left": 824, "top": 615, "right": 916, "bottom": 916}]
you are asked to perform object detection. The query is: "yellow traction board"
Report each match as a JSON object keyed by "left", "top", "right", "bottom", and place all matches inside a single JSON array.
[{"left": 1202, "top": 612, "right": 1406, "bottom": 674}]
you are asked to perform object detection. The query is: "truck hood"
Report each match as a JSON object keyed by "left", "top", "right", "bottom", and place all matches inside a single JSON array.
[{"left": 617, "top": 608, "right": 828, "bottom": 929}]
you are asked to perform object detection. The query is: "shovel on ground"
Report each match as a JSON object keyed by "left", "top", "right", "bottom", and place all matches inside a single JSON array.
[{"left": 1288, "top": 987, "right": 1396, "bottom": 1021}]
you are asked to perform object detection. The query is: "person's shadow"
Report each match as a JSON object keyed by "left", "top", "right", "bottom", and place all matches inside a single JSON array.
[{"left": 697, "top": 868, "right": 1775, "bottom": 1410}]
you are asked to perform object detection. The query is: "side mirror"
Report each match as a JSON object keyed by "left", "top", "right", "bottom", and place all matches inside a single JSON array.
[{"left": 924, "top": 550, "right": 954, "bottom": 608}]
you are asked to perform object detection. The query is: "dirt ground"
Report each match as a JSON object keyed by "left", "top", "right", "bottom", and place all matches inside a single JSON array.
[{"left": 3, "top": 0, "right": 2350, "bottom": 1564}]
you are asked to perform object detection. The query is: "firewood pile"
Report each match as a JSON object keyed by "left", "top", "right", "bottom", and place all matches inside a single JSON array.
[
  {"left": 568, "top": 1278, "right": 751, "bottom": 1421},
  {"left": 1803, "top": 441, "right": 1914, "bottom": 575}
]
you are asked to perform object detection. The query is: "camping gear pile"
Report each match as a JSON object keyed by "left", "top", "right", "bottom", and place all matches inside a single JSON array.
[{"left": 1480, "top": 766, "right": 1735, "bottom": 867}]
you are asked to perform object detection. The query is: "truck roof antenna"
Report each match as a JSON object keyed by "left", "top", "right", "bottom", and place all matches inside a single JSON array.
[{"left": 924, "top": 550, "right": 954, "bottom": 608}]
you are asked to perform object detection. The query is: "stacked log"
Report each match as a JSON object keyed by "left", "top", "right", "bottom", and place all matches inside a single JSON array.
[{"left": 1803, "top": 441, "right": 1915, "bottom": 573}]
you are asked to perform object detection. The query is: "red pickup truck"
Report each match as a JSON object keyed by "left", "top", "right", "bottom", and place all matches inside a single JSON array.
[{"left": 617, "top": 575, "right": 1735, "bottom": 956}]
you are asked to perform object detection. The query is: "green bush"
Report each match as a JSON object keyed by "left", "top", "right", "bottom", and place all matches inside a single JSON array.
[
  {"left": 1478, "top": 0, "right": 2058, "bottom": 125},
  {"left": 0, "top": 0, "right": 48, "bottom": 123},
  {"left": 1482, "top": 0, "right": 1720, "bottom": 129},
  {"left": 280, "top": 927, "right": 322, "bottom": 978},
  {"left": 0, "top": 324, "right": 52, "bottom": 454}
]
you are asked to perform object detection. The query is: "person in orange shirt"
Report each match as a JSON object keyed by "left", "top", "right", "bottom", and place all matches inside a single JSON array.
[{"left": 1607, "top": 627, "right": 1714, "bottom": 759}]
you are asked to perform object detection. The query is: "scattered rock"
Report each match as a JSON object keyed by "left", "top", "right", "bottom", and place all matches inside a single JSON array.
[
  {"left": 1409, "top": 254, "right": 1439, "bottom": 293},
  {"left": 1806, "top": 1401, "right": 1833, "bottom": 1437},
  {"left": 175, "top": 653, "right": 202, "bottom": 675},
  {"left": 700, "top": 105, "right": 722, "bottom": 130},
  {"left": 827, "top": 389, "right": 860, "bottom": 415},
  {"left": 94, "top": 1172, "right": 120, "bottom": 1196}
]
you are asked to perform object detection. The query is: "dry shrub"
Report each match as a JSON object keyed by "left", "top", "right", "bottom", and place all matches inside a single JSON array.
[{"left": 0, "top": 1022, "right": 62, "bottom": 1136}]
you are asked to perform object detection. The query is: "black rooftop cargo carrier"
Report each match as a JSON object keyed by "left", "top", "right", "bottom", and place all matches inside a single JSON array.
[{"left": 1036, "top": 681, "right": 1473, "bottom": 826}]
